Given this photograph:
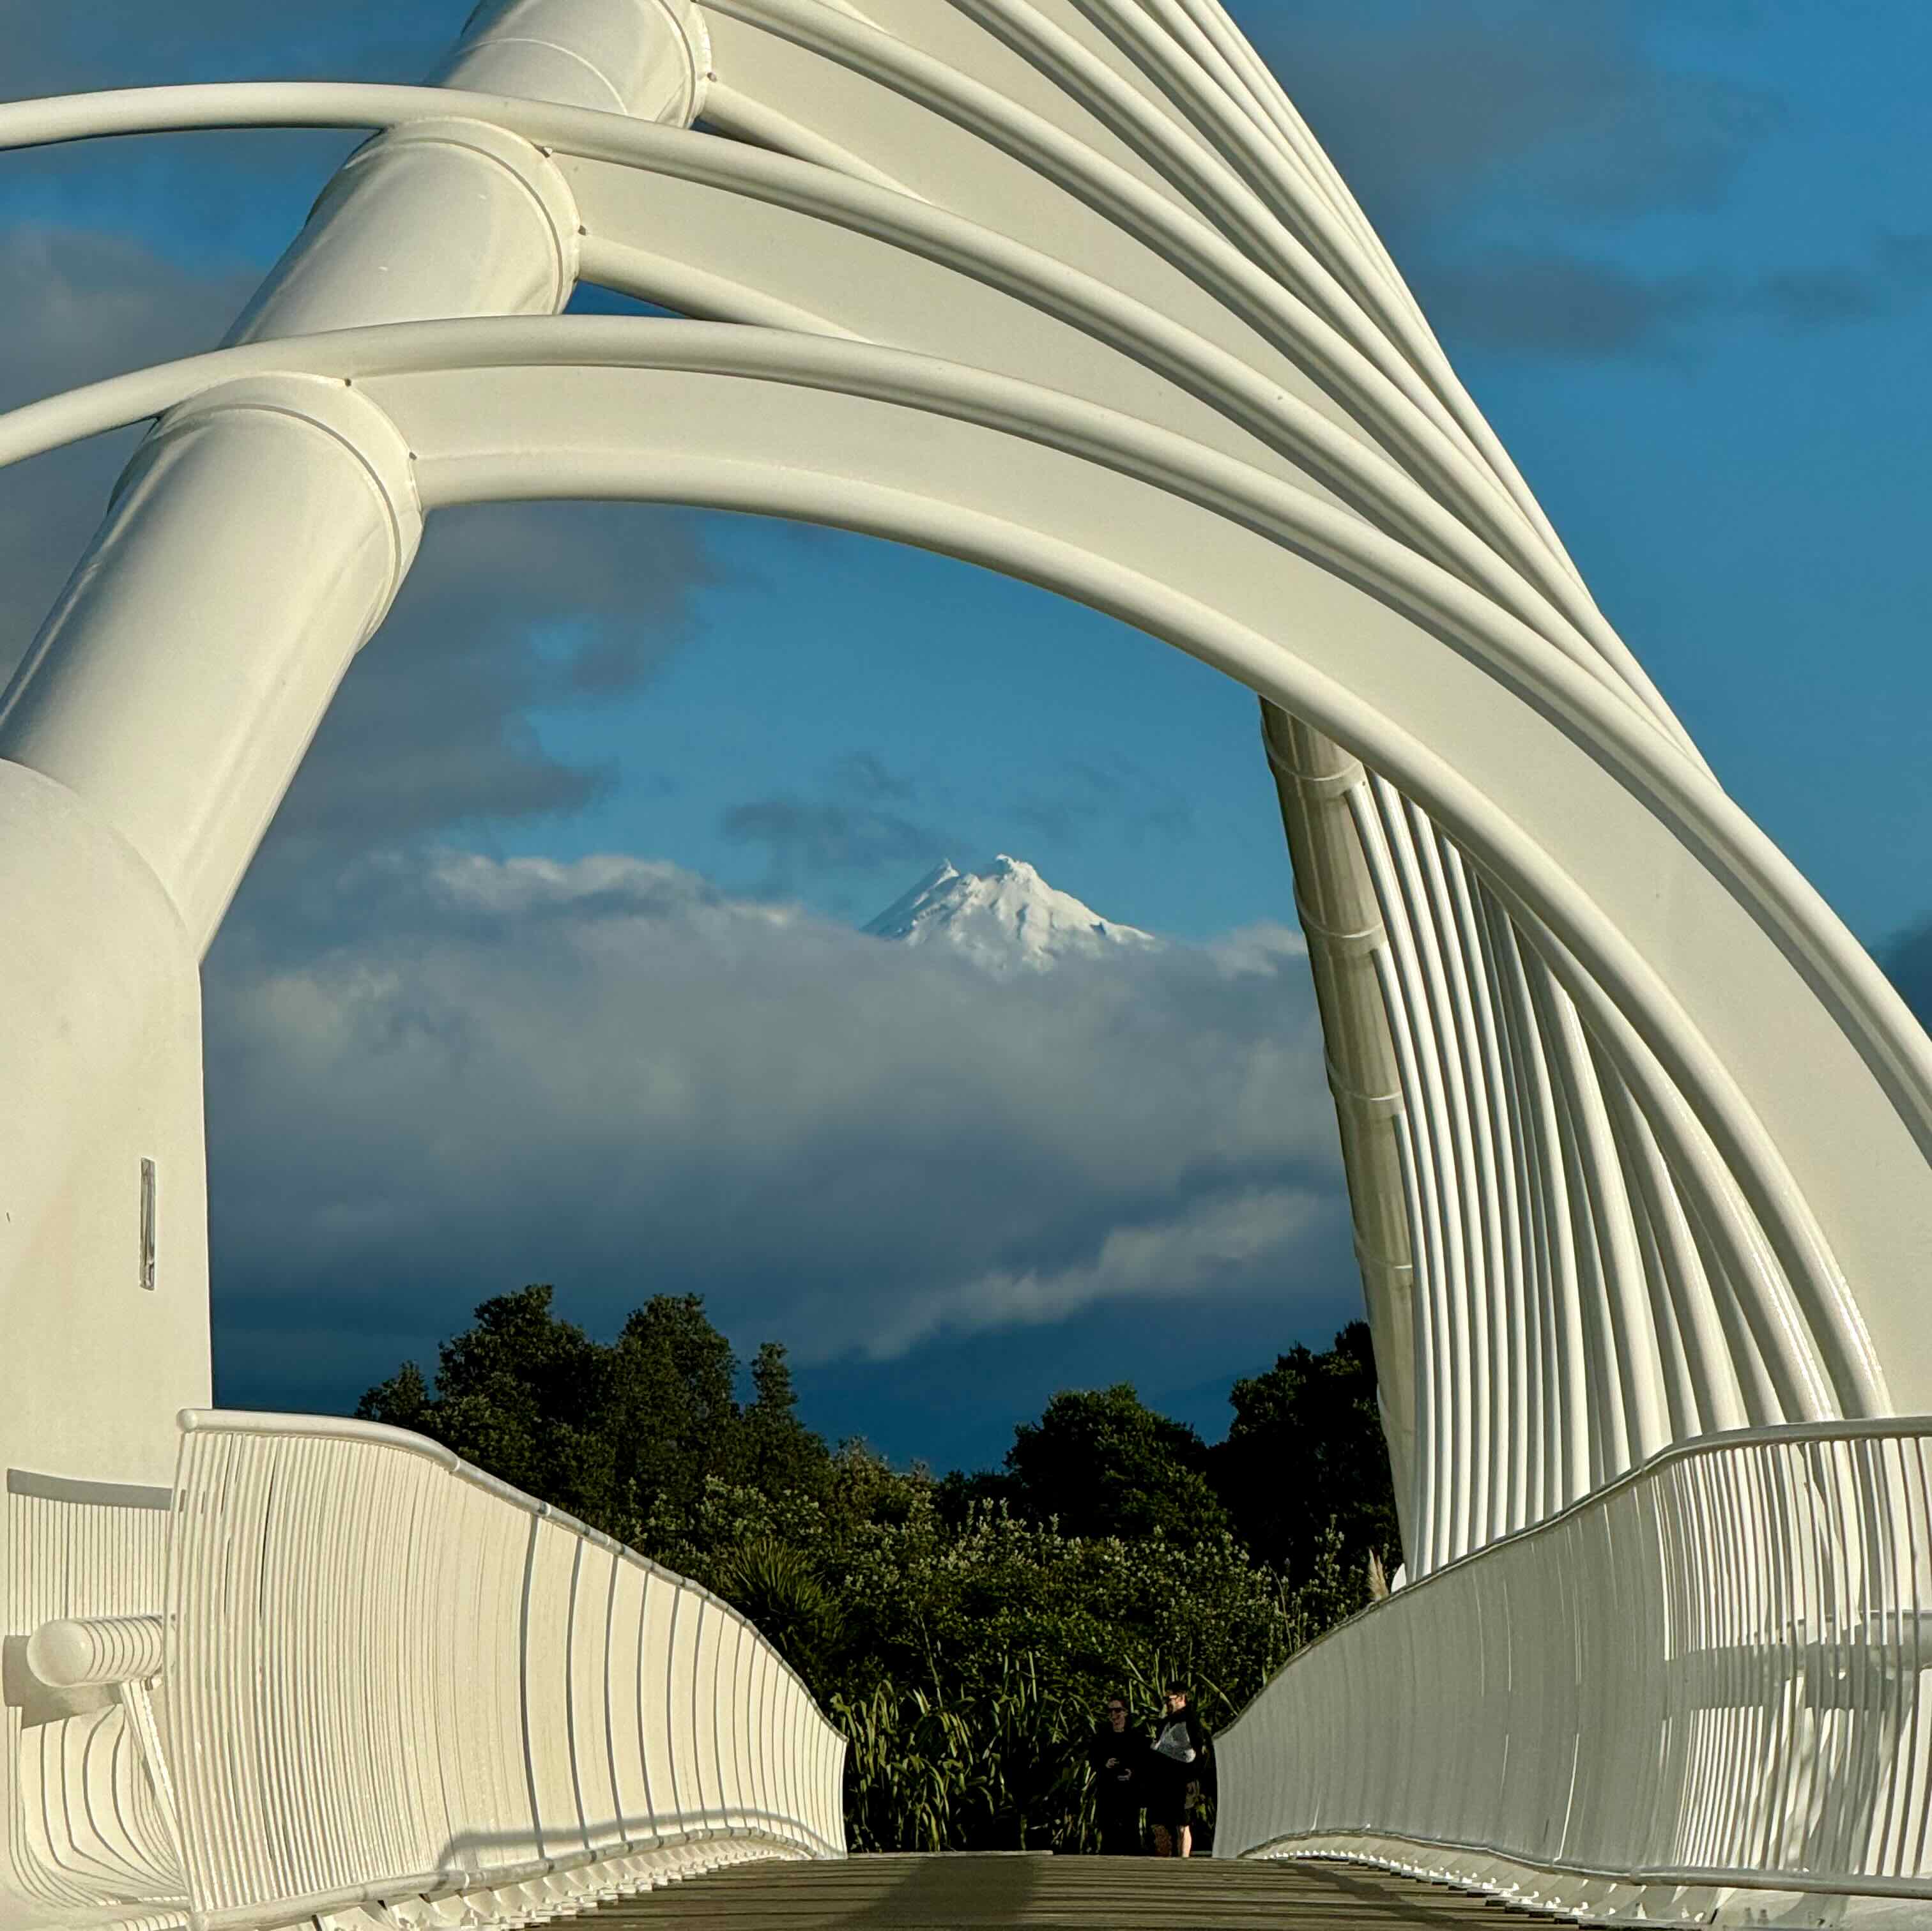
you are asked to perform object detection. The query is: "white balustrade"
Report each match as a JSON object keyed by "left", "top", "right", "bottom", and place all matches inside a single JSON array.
[
  {"left": 1218, "top": 1420, "right": 1932, "bottom": 1921},
  {"left": 158, "top": 1412, "right": 844, "bottom": 1931}
]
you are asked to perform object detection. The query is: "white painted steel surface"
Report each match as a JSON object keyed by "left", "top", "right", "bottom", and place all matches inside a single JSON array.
[
  {"left": 1218, "top": 1421, "right": 1932, "bottom": 1925},
  {"left": 162, "top": 1413, "right": 842, "bottom": 1930},
  {"left": 6, "top": 0, "right": 1932, "bottom": 1922}
]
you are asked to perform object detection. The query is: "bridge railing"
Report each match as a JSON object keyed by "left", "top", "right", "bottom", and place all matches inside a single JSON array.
[
  {"left": 1218, "top": 1419, "right": 1932, "bottom": 1916},
  {"left": 162, "top": 1411, "right": 845, "bottom": 1929}
]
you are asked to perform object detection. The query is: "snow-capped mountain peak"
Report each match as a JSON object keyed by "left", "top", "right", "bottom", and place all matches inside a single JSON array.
[{"left": 863, "top": 854, "right": 1157, "bottom": 973}]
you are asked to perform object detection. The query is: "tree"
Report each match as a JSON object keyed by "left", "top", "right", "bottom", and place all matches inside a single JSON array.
[
  {"left": 1003, "top": 1384, "right": 1229, "bottom": 1544},
  {"left": 1208, "top": 1320, "right": 1399, "bottom": 1578},
  {"left": 359, "top": 1283, "right": 613, "bottom": 1521},
  {"left": 358, "top": 1287, "right": 1392, "bottom": 1853},
  {"left": 739, "top": 1339, "right": 833, "bottom": 1503},
  {"left": 599, "top": 1292, "right": 750, "bottom": 1532},
  {"left": 355, "top": 1286, "right": 829, "bottom": 1548}
]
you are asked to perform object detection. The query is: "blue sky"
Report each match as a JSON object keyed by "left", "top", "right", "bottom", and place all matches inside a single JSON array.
[{"left": 3, "top": 0, "right": 1929, "bottom": 1474}]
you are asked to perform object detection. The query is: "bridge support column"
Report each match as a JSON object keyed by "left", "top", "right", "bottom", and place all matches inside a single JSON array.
[
  {"left": 0, "top": 8, "right": 705, "bottom": 1918},
  {"left": 1261, "top": 701, "right": 1418, "bottom": 1570}
]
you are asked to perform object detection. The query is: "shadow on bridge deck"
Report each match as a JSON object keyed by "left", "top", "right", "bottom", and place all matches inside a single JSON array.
[{"left": 586, "top": 1853, "right": 1542, "bottom": 1927}]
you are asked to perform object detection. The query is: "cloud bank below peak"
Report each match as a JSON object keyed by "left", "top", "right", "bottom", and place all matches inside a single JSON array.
[{"left": 204, "top": 848, "right": 1342, "bottom": 1410}]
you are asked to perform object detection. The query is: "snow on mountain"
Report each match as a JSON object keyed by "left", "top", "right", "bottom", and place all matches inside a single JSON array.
[{"left": 862, "top": 854, "right": 1158, "bottom": 973}]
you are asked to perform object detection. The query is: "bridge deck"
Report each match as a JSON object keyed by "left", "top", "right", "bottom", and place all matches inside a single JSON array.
[{"left": 591, "top": 1854, "right": 1538, "bottom": 1927}]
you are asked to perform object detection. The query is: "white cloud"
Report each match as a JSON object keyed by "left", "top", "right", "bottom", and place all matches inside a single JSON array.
[
  {"left": 857, "top": 1184, "right": 1328, "bottom": 1358},
  {"left": 203, "top": 847, "right": 1349, "bottom": 1401}
]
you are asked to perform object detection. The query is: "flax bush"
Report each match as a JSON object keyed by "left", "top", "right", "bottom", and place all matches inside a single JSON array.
[
  {"left": 648, "top": 1453, "right": 1365, "bottom": 1851},
  {"left": 363, "top": 1290, "right": 1390, "bottom": 1851}
]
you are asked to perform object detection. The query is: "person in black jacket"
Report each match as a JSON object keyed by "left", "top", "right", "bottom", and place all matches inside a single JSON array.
[
  {"left": 1148, "top": 1683, "right": 1210, "bottom": 1857},
  {"left": 1086, "top": 1695, "right": 1149, "bottom": 1855}
]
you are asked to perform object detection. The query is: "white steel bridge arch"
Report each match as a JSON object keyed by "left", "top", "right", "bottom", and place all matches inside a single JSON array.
[{"left": 3, "top": 3, "right": 1931, "bottom": 1925}]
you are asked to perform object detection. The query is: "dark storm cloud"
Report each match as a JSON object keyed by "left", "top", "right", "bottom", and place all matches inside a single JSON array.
[
  {"left": 201, "top": 850, "right": 1343, "bottom": 1407},
  {"left": 1013, "top": 756, "right": 1195, "bottom": 849},
  {"left": 721, "top": 754, "right": 951, "bottom": 889},
  {"left": 0, "top": 227, "right": 716, "bottom": 887},
  {"left": 1234, "top": 0, "right": 1779, "bottom": 241},
  {"left": 1882, "top": 920, "right": 1932, "bottom": 1036},
  {"left": 1, "top": 0, "right": 447, "bottom": 96},
  {"left": 0, "top": 227, "right": 259, "bottom": 687},
  {"left": 1753, "top": 234, "right": 1932, "bottom": 330},
  {"left": 257, "top": 500, "right": 712, "bottom": 860},
  {"left": 721, "top": 798, "right": 947, "bottom": 883},
  {"left": 1413, "top": 234, "right": 1932, "bottom": 361}
]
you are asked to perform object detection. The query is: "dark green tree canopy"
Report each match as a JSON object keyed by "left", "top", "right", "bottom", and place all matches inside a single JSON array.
[
  {"left": 1002, "top": 1383, "right": 1230, "bottom": 1544},
  {"left": 355, "top": 1285, "right": 830, "bottom": 1544},
  {"left": 355, "top": 1287, "right": 1400, "bottom": 1854},
  {"left": 1208, "top": 1320, "right": 1399, "bottom": 1578}
]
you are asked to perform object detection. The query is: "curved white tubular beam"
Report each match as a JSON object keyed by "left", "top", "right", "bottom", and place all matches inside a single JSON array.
[
  {"left": 5, "top": 312, "right": 1918, "bottom": 1431},
  {"left": 0, "top": 93, "right": 1917, "bottom": 1154},
  {"left": 1063, "top": 0, "right": 1418, "bottom": 316},
  {"left": 0, "top": 84, "right": 1629, "bottom": 721},
  {"left": 698, "top": 0, "right": 1687, "bottom": 731},
  {"left": 0, "top": 82, "right": 1684, "bottom": 758},
  {"left": 926, "top": 0, "right": 1585, "bottom": 603}
]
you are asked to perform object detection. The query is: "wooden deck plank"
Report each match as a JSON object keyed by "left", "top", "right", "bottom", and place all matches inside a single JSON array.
[{"left": 585, "top": 1854, "right": 1541, "bottom": 1928}]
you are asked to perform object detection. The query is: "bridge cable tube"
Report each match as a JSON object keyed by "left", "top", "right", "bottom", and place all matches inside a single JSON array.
[
  {"left": 951, "top": 0, "right": 1594, "bottom": 609},
  {"left": 1438, "top": 836, "right": 1534, "bottom": 1534},
  {"left": 0, "top": 80, "right": 1715, "bottom": 758},
  {"left": 1061, "top": 0, "right": 1420, "bottom": 323},
  {"left": 1537, "top": 1072, "right": 1806, "bottom": 1439},
  {"left": 699, "top": 0, "right": 1594, "bottom": 600},
  {"left": 1344, "top": 788, "right": 1440, "bottom": 1561},
  {"left": 697, "top": 84, "right": 926, "bottom": 197},
  {"left": 1485, "top": 903, "right": 1593, "bottom": 1508},
  {"left": 1444, "top": 847, "right": 1540, "bottom": 1530},
  {"left": 1350, "top": 784, "right": 1462, "bottom": 1569},
  {"left": 1537, "top": 952, "right": 1672, "bottom": 1469},
  {"left": 1476, "top": 881, "right": 1563, "bottom": 1526},
  {"left": 579, "top": 238, "right": 865, "bottom": 337},
  {"left": 1499, "top": 895, "right": 1836, "bottom": 1424},
  {"left": 1167, "top": 0, "right": 1596, "bottom": 607},
  {"left": 1531, "top": 976, "right": 1625, "bottom": 1490},
  {"left": 1162, "top": 0, "right": 1430, "bottom": 332},
  {"left": 1471, "top": 885, "right": 1545, "bottom": 1529},
  {"left": 939, "top": 0, "right": 1429, "bottom": 367},
  {"left": 954, "top": 0, "right": 1581, "bottom": 578},
  {"left": 1613, "top": 1094, "right": 1705, "bottom": 1444},
  {"left": 1687, "top": 1194, "right": 1788, "bottom": 1430},
  {"left": 1409, "top": 803, "right": 1515, "bottom": 1546},
  {"left": 710, "top": 0, "right": 1615, "bottom": 672},
  {"left": 1358, "top": 790, "right": 1460, "bottom": 1557},
  {"left": 7, "top": 316, "right": 1924, "bottom": 1405},
  {"left": 1589, "top": 1039, "right": 1738, "bottom": 1439},
  {"left": 1384, "top": 789, "right": 1494, "bottom": 1552}
]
